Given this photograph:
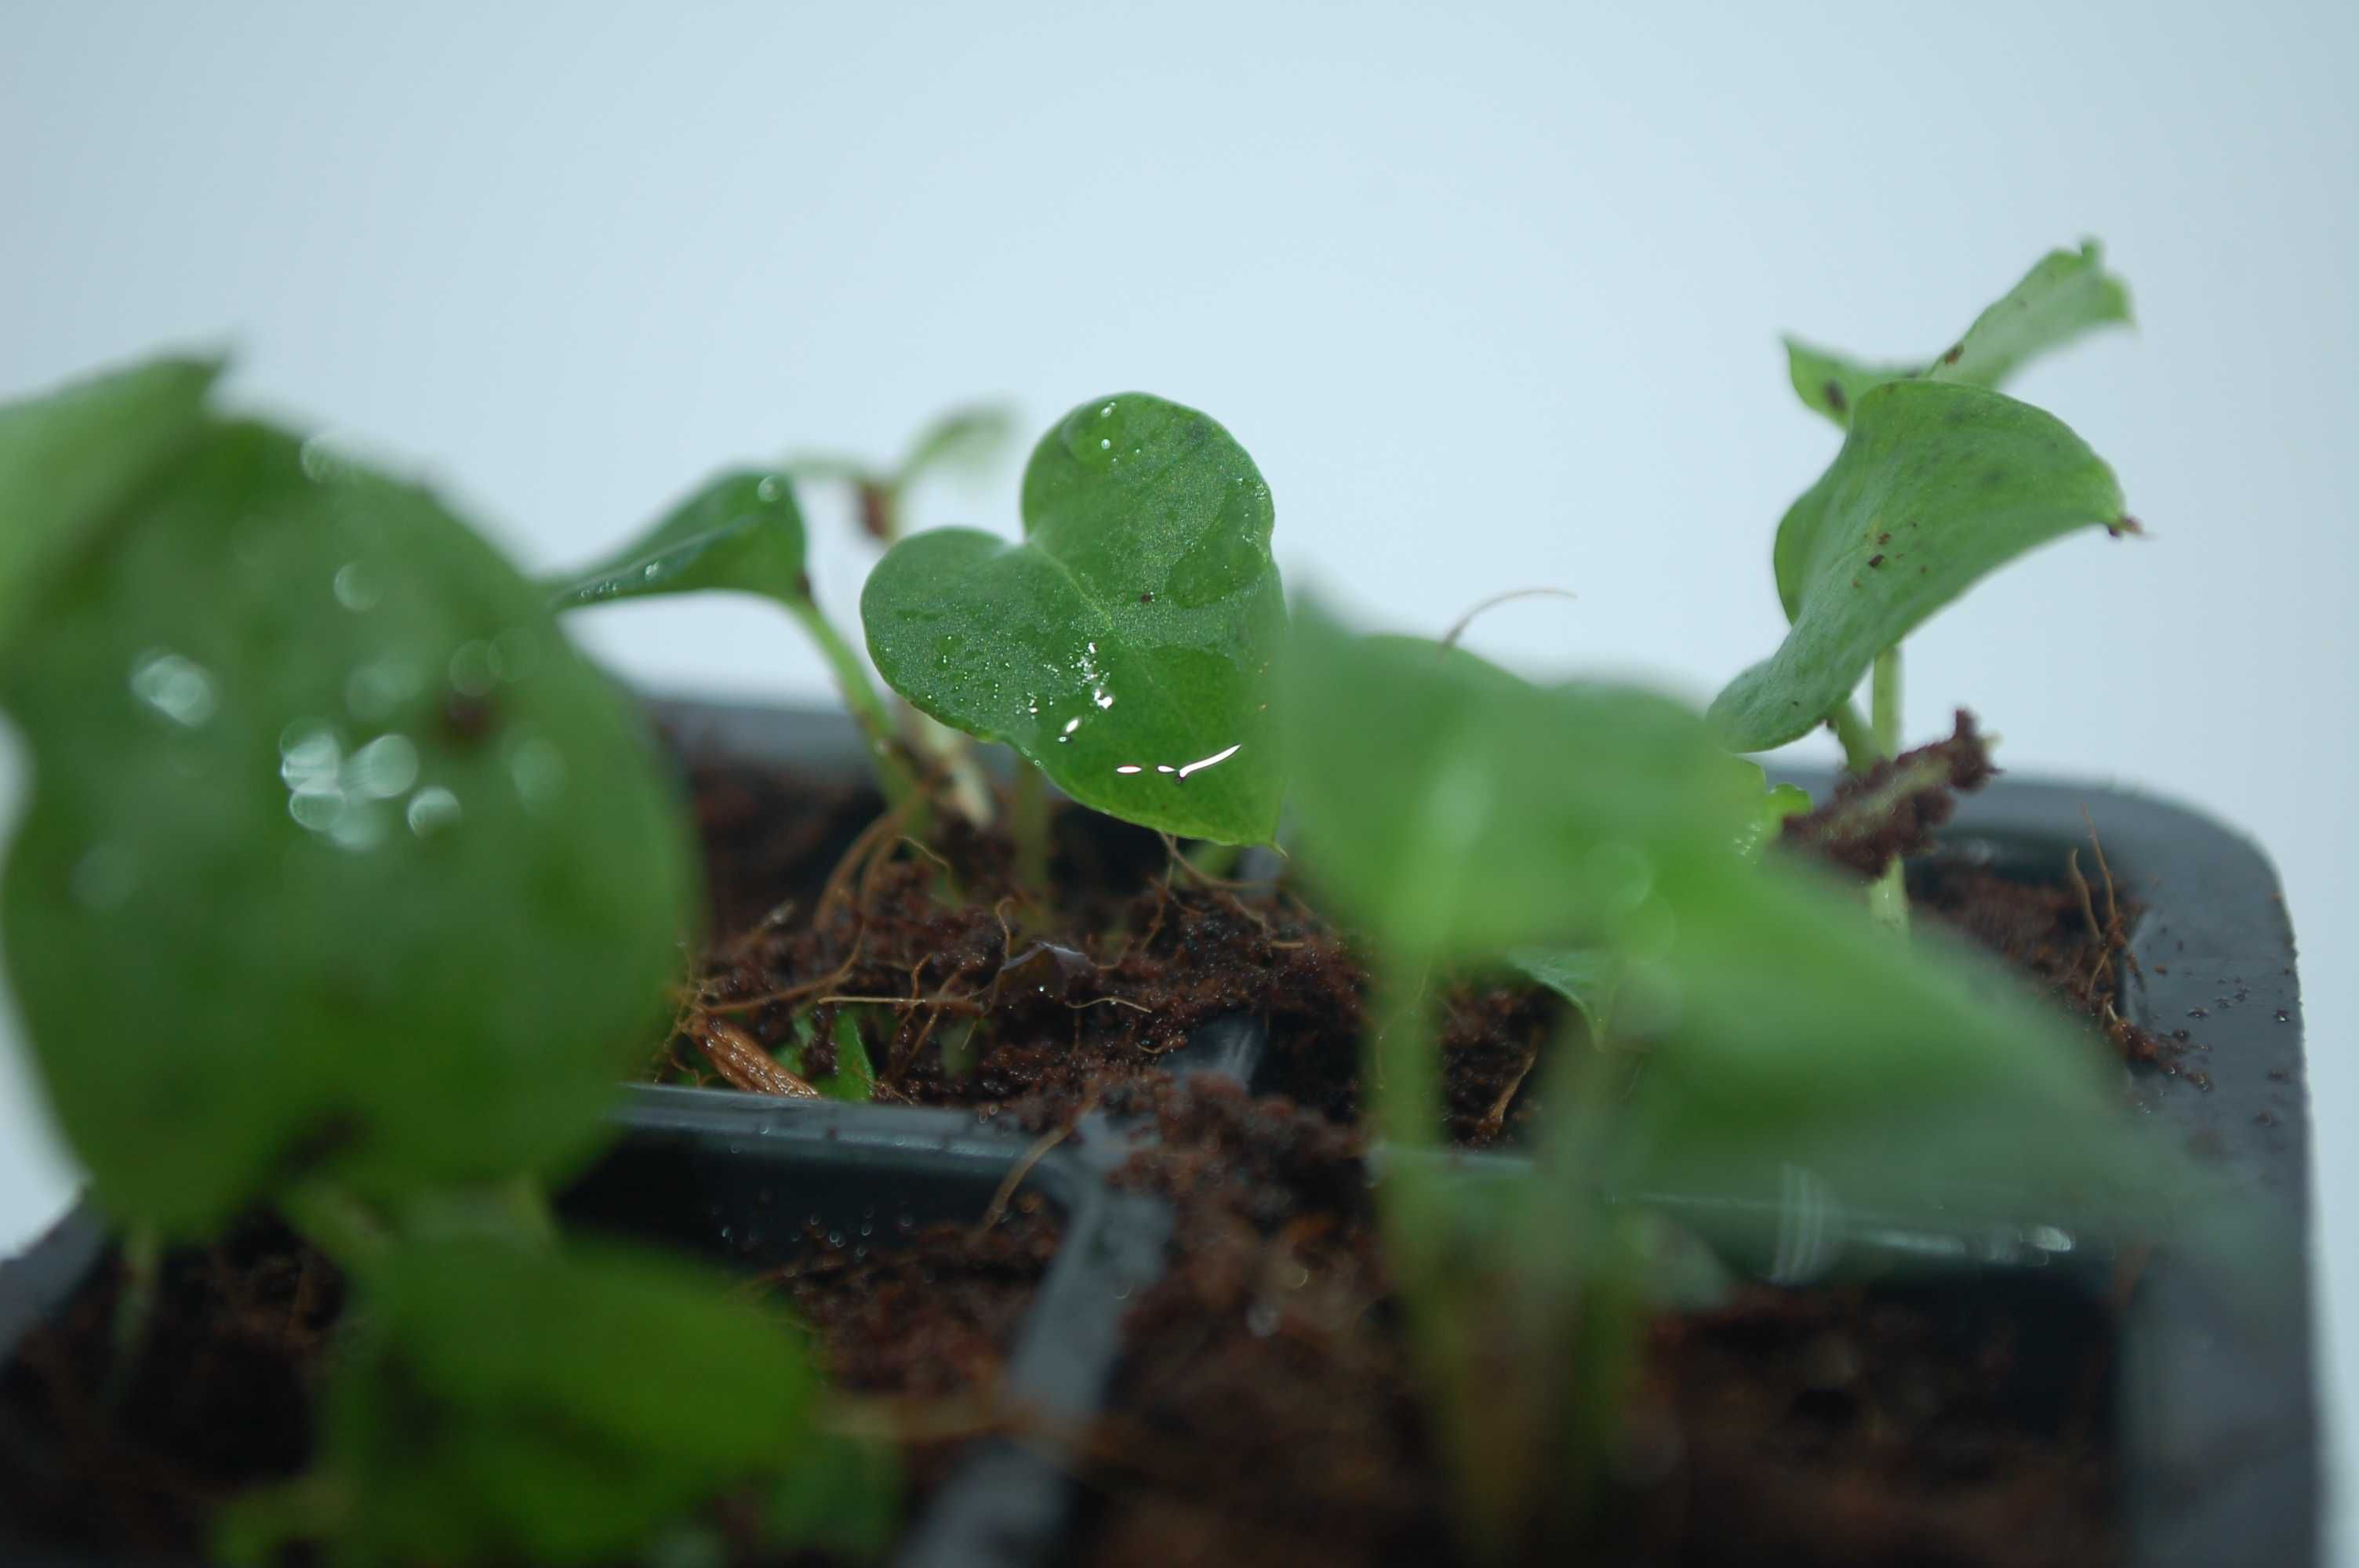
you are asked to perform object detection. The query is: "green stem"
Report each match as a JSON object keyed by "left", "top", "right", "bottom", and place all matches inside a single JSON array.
[
  {"left": 1184, "top": 840, "right": 1242, "bottom": 881},
  {"left": 787, "top": 600, "right": 922, "bottom": 815},
  {"left": 1866, "top": 646, "right": 1909, "bottom": 935},
  {"left": 104, "top": 1224, "right": 162, "bottom": 1404},
  {"left": 1870, "top": 647, "right": 1903, "bottom": 758},
  {"left": 1370, "top": 960, "right": 1441, "bottom": 1160},
  {"left": 1828, "top": 702, "right": 1880, "bottom": 775},
  {"left": 282, "top": 1181, "right": 391, "bottom": 1274},
  {"left": 1009, "top": 757, "right": 1051, "bottom": 895}
]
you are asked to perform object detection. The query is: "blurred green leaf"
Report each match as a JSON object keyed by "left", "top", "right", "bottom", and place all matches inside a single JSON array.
[
  {"left": 1785, "top": 241, "right": 2132, "bottom": 426},
  {"left": 1710, "top": 381, "right": 2127, "bottom": 750},
  {"left": 1, "top": 417, "right": 696, "bottom": 1231},
  {"left": 1283, "top": 603, "right": 1750, "bottom": 956},
  {"left": 0, "top": 355, "right": 219, "bottom": 660},
  {"left": 546, "top": 470, "right": 807, "bottom": 612},
  {"left": 863, "top": 393, "right": 1287, "bottom": 844},
  {"left": 311, "top": 1236, "right": 857, "bottom": 1566},
  {"left": 765, "top": 1429, "right": 901, "bottom": 1560},
  {"left": 896, "top": 402, "right": 1017, "bottom": 487},
  {"left": 1503, "top": 947, "right": 1621, "bottom": 1041}
]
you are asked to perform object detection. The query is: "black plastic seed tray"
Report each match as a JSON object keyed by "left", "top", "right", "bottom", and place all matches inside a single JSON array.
[{"left": 0, "top": 699, "right": 2314, "bottom": 1566}]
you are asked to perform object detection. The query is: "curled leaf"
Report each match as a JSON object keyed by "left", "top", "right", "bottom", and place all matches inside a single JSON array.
[
  {"left": 1786, "top": 241, "right": 2132, "bottom": 427},
  {"left": 546, "top": 470, "right": 807, "bottom": 611},
  {"left": 1711, "top": 380, "right": 2126, "bottom": 751}
]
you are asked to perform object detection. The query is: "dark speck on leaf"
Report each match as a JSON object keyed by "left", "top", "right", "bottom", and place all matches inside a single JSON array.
[
  {"left": 1941, "top": 343, "right": 1964, "bottom": 365},
  {"left": 1876, "top": 532, "right": 1890, "bottom": 546},
  {"left": 1867, "top": 554, "right": 1885, "bottom": 568},
  {"left": 443, "top": 689, "right": 496, "bottom": 744},
  {"left": 796, "top": 571, "right": 816, "bottom": 599},
  {"left": 1140, "top": 591, "right": 1154, "bottom": 604},
  {"left": 1823, "top": 380, "right": 1847, "bottom": 414}
]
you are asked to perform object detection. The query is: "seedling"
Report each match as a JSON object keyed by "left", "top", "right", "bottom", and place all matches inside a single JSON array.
[
  {"left": 0, "top": 360, "right": 893, "bottom": 1566},
  {"left": 1281, "top": 604, "right": 2218, "bottom": 1551},
  {"left": 546, "top": 468, "right": 923, "bottom": 812},
  {"left": 862, "top": 392, "right": 1289, "bottom": 851},
  {"left": 1711, "top": 243, "right": 2136, "bottom": 927},
  {"left": 784, "top": 401, "right": 1016, "bottom": 547}
]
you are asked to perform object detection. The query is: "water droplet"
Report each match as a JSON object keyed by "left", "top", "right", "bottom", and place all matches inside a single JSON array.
[
  {"left": 129, "top": 650, "right": 220, "bottom": 729},
  {"left": 345, "top": 657, "right": 423, "bottom": 723},
  {"left": 279, "top": 721, "right": 345, "bottom": 793},
  {"left": 1116, "top": 764, "right": 1144, "bottom": 775},
  {"left": 347, "top": 734, "right": 419, "bottom": 798},
  {"left": 328, "top": 805, "right": 389, "bottom": 853},
  {"left": 1099, "top": 437, "right": 1111, "bottom": 450},
  {"left": 332, "top": 561, "right": 380, "bottom": 612},
  {"left": 756, "top": 474, "right": 783, "bottom": 503},
  {"left": 406, "top": 786, "right": 461, "bottom": 837},
  {"left": 1176, "top": 742, "right": 1241, "bottom": 779}
]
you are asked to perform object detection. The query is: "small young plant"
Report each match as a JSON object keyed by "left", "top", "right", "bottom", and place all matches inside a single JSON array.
[
  {"left": 785, "top": 401, "right": 1018, "bottom": 548},
  {"left": 1710, "top": 243, "right": 2137, "bottom": 927},
  {"left": 1282, "top": 604, "right": 2221, "bottom": 1552},
  {"left": 861, "top": 392, "right": 1289, "bottom": 850},
  {"left": 0, "top": 359, "right": 894, "bottom": 1566},
  {"left": 546, "top": 467, "right": 923, "bottom": 812}
]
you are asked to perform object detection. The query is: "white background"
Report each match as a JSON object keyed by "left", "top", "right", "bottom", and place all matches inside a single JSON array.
[{"left": 4, "top": 2, "right": 2353, "bottom": 1555}]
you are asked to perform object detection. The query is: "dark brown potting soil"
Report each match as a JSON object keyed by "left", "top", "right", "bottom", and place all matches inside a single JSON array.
[{"left": 0, "top": 751, "right": 2150, "bottom": 1566}]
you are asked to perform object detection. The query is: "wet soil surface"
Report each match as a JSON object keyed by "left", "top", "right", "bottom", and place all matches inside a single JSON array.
[{"left": 2, "top": 753, "right": 2154, "bottom": 1565}]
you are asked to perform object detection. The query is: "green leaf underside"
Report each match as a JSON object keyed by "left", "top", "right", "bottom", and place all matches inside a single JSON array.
[
  {"left": 319, "top": 1237, "right": 861, "bottom": 1566},
  {"left": 863, "top": 394, "right": 1286, "bottom": 844},
  {"left": 1785, "top": 241, "right": 2132, "bottom": 427},
  {"left": 1, "top": 411, "right": 696, "bottom": 1230},
  {"left": 545, "top": 470, "right": 807, "bottom": 611},
  {"left": 0, "top": 355, "right": 220, "bottom": 660},
  {"left": 1503, "top": 948, "right": 1620, "bottom": 1040},
  {"left": 1711, "top": 380, "right": 2125, "bottom": 751}
]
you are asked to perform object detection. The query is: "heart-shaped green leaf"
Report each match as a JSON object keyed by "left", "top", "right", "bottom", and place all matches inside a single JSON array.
[
  {"left": 1710, "top": 380, "right": 2127, "bottom": 751},
  {"left": 1, "top": 416, "right": 696, "bottom": 1231},
  {"left": 305, "top": 1236, "right": 878, "bottom": 1566},
  {"left": 547, "top": 470, "right": 808, "bottom": 610},
  {"left": 1786, "top": 241, "right": 2132, "bottom": 426},
  {"left": 0, "top": 355, "right": 220, "bottom": 661},
  {"left": 863, "top": 393, "right": 1286, "bottom": 844}
]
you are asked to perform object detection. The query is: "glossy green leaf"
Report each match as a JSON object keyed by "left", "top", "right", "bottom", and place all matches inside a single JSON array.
[
  {"left": 0, "top": 355, "right": 220, "bottom": 659},
  {"left": 1710, "top": 380, "right": 2127, "bottom": 751},
  {"left": 1, "top": 418, "right": 696, "bottom": 1231},
  {"left": 1785, "top": 241, "right": 2132, "bottom": 426},
  {"left": 863, "top": 394, "right": 1287, "bottom": 844},
  {"left": 1283, "top": 604, "right": 1754, "bottom": 956},
  {"left": 546, "top": 470, "right": 807, "bottom": 612},
  {"left": 312, "top": 1236, "right": 868, "bottom": 1566}
]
